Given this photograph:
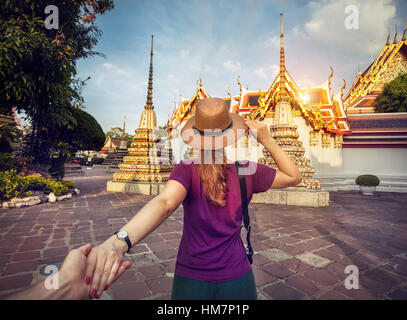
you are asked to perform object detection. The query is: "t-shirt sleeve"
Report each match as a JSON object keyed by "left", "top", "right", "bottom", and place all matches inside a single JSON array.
[
  {"left": 168, "top": 161, "right": 193, "bottom": 194},
  {"left": 252, "top": 162, "right": 277, "bottom": 193}
]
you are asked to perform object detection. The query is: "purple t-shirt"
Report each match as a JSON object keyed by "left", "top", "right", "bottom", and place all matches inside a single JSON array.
[{"left": 168, "top": 160, "right": 277, "bottom": 282}]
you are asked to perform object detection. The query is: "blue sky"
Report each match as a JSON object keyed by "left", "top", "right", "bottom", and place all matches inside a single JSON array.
[{"left": 76, "top": 0, "right": 407, "bottom": 134}]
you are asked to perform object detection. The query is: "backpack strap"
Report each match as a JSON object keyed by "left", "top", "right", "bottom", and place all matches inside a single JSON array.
[{"left": 235, "top": 161, "right": 254, "bottom": 265}]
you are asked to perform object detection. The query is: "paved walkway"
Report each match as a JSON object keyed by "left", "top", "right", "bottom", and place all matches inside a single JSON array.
[{"left": 0, "top": 166, "right": 406, "bottom": 300}]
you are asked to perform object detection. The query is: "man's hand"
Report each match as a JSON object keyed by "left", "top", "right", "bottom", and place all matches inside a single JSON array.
[
  {"left": 60, "top": 243, "right": 131, "bottom": 299},
  {"left": 58, "top": 244, "right": 93, "bottom": 299},
  {"left": 5, "top": 244, "right": 131, "bottom": 300}
]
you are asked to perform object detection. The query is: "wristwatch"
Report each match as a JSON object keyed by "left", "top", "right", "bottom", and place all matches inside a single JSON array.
[{"left": 114, "top": 230, "right": 132, "bottom": 253}]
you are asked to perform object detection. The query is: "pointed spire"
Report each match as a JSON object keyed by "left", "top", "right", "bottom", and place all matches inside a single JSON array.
[
  {"left": 402, "top": 23, "right": 407, "bottom": 41},
  {"left": 393, "top": 25, "right": 398, "bottom": 44},
  {"left": 386, "top": 27, "right": 390, "bottom": 45},
  {"left": 122, "top": 114, "right": 126, "bottom": 137},
  {"left": 145, "top": 35, "right": 154, "bottom": 109},
  {"left": 279, "top": 13, "right": 286, "bottom": 74},
  {"left": 237, "top": 75, "right": 242, "bottom": 93}
]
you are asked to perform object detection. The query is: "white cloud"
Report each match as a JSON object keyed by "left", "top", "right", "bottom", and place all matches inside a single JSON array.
[
  {"left": 168, "top": 74, "right": 181, "bottom": 83},
  {"left": 204, "top": 64, "right": 219, "bottom": 76},
  {"left": 265, "top": 35, "right": 279, "bottom": 48},
  {"left": 223, "top": 60, "right": 241, "bottom": 73},
  {"left": 292, "top": 25, "right": 307, "bottom": 38},
  {"left": 270, "top": 64, "right": 279, "bottom": 77},
  {"left": 304, "top": 0, "right": 396, "bottom": 55},
  {"left": 180, "top": 49, "right": 189, "bottom": 58},
  {"left": 101, "top": 62, "right": 129, "bottom": 76},
  {"left": 103, "top": 62, "right": 113, "bottom": 69},
  {"left": 254, "top": 64, "right": 279, "bottom": 81},
  {"left": 255, "top": 67, "right": 268, "bottom": 80}
]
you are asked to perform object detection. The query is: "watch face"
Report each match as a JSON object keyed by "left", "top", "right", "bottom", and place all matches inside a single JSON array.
[{"left": 117, "top": 230, "right": 128, "bottom": 238}]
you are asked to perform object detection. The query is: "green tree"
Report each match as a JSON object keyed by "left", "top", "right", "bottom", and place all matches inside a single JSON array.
[
  {"left": 0, "top": 0, "right": 114, "bottom": 164},
  {"left": 105, "top": 126, "right": 132, "bottom": 141},
  {"left": 61, "top": 108, "right": 105, "bottom": 152},
  {"left": 374, "top": 73, "right": 407, "bottom": 113},
  {"left": 47, "top": 108, "right": 105, "bottom": 178}
]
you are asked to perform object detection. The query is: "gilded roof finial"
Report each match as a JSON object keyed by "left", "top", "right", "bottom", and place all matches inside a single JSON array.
[
  {"left": 199, "top": 75, "right": 202, "bottom": 87},
  {"left": 402, "top": 23, "right": 407, "bottom": 41},
  {"left": 145, "top": 35, "right": 154, "bottom": 108},
  {"left": 328, "top": 66, "right": 334, "bottom": 102},
  {"left": 358, "top": 64, "right": 361, "bottom": 75},
  {"left": 246, "top": 84, "right": 249, "bottom": 90},
  {"left": 386, "top": 27, "right": 390, "bottom": 45},
  {"left": 393, "top": 25, "right": 398, "bottom": 44},
  {"left": 237, "top": 75, "right": 242, "bottom": 93},
  {"left": 329, "top": 66, "right": 334, "bottom": 79},
  {"left": 340, "top": 78, "right": 346, "bottom": 103}
]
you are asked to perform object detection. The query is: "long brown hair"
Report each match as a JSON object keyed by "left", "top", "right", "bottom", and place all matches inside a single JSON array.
[{"left": 196, "top": 149, "right": 228, "bottom": 207}]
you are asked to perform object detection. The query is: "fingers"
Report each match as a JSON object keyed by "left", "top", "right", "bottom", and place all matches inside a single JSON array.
[
  {"left": 96, "top": 253, "right": 116, "bottom": 296},
  {"left": 87, "top": 250, "right": 125, "bottom": 299},
  {"left": 89, "top": 253, "right": 107, "bottom": 298},
  {"left": 105, "top": 260, "right": 120, "bottom": 290},
  {"left": 77, "top": 243, "right": 92, "bottom": 257},
  {"left": 84, "top": 250, "right": 97, "bottom": 291}
]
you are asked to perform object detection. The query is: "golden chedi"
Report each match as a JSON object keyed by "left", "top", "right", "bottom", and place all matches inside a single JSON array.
[{"left": 107, "top": 35, "right": 173, "bottom": 194}]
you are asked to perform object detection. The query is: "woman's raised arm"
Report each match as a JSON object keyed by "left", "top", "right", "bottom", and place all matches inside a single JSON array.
[
  {"left": 84, "top": 179, "right": 187, "bottom": 298},
  {"left": 244, "top": 120, "right": 302, "bottom": 188}
]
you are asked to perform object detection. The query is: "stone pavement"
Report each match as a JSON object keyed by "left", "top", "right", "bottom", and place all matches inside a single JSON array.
[{"left": 0, "top": 165, "right": 406, "bottom": 300}]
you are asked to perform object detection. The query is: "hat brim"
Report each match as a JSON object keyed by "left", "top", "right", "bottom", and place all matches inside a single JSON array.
[{"left": 181, "top": 113, "right": 247, "bottom": 150}]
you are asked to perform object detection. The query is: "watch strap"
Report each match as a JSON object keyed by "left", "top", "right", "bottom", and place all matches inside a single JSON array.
[{"left": 114, "top": 231, "right": 132, "bottom": 253}]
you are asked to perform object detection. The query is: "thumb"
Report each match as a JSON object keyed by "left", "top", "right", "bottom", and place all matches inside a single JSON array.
[{"left": 76, "top": 243, "right": 92, "bottom": 257}]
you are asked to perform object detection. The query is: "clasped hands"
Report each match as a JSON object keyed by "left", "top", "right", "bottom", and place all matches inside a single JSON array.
[{"left": 57, "top": 238, "right": 131, "bottom": 300}]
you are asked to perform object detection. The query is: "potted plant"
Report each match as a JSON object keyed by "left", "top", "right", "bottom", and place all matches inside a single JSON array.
[{"left": 355, "top": 174, "right": 380, "bottom": 195}]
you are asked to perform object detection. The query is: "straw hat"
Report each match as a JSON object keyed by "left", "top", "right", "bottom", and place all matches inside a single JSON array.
[{"left": 181, "top": 97, "right": 246, "bottom": 150}]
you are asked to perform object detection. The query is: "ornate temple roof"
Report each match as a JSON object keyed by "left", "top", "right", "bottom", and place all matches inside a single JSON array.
[
  {"left": 245, "top": 14, "right": 350, "bottom": 134},
  {"left": 343, "top": 25, "right": 407, "bottom": 113},
  {"left": 168, "top": 14, "right": 352, "bottom": 135},
  {"left": 99, "top": 136, "right": 127, "bottom": 154},
  {"left": 168, "top": 77, "right": 211, "bottom": 131}
]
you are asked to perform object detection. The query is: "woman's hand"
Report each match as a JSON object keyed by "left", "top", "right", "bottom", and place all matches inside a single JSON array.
[
  {"left": 244, "top": 120, "right": 274, "bottom": 145},
  {"left": 85, "top": 238, "right": 131, "bottom": 298}
]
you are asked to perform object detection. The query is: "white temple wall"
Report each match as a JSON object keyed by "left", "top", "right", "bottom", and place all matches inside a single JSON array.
[
  {"left": 313, "top": 148, "right": 407, "bottom": 192},
  {"left": 167, "top": 118, "right": 407, "bottom": 193}
]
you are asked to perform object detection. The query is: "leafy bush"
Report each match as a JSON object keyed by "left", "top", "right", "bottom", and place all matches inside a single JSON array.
[
  {"left": 0, "top": 169, "right": 76, "bottom": 200},
  {"left": 91, "top": 157, "right": 104, "bottom": 165},
  {"left": 61, "top": 180, "right": 76, "bottom": 190},
  {"left": 355, "top": 174, "right": 380, "bottom": 187},
  {"left": 0, "top": 152, "right": 22, "bottom": 172}
]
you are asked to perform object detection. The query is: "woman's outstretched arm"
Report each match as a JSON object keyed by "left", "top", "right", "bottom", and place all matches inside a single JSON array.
[
  {"left": 244, "top": 120, "right": 302, "bottom": 188},
  {"left": 85, "top": 180, "right": 187, "bottom": 298}
]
